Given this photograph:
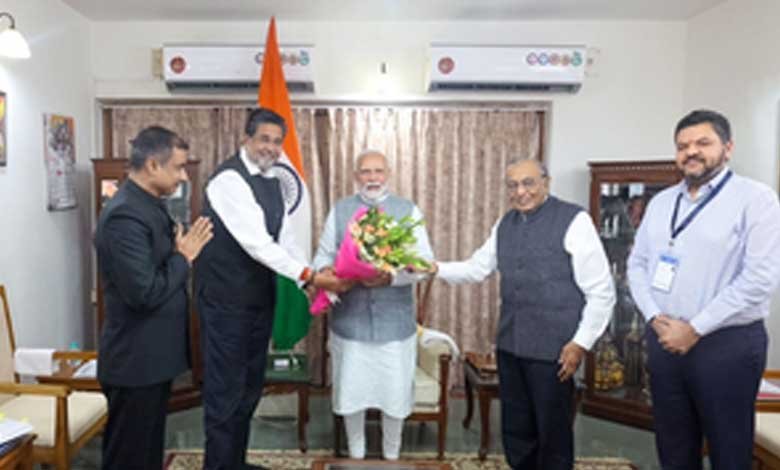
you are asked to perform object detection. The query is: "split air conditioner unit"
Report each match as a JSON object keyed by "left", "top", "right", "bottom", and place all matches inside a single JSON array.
[
  {"left": 162, "top": 44, "right": 315, "bottom": 92},
  {"left": 427, "top": 44, "right": 586, "bottom": 93}
]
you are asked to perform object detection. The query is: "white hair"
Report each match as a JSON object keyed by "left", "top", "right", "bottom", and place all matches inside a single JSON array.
[
  {"left": 507, "top": 158, "right": 548, "bottom": 178},
  {"left": 355, "top": 149, "right": 388, "bottom": 167}
]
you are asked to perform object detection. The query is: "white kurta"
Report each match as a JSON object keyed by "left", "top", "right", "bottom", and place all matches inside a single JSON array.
[
  {"left": 314, "top": 192, "right": 434, "bottom": 419},
  {"left": 330, "top": 331, "right": 417, "bottom": 418}
]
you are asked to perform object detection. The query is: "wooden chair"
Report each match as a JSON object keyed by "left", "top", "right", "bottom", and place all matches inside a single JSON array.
[
  {"left": 0, "top": 285, "right": 107, "bottom": 470},
  {"left": 333, "top": 279, "right": 455, "bottom": 459},
  {"left": 754, "top": 369, "right": 780, "bottom": 470}
]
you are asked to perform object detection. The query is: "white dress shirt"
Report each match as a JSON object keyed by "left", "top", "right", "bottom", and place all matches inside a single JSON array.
[
  {"left": 627, "top": 167, "right": 780, "bottom": 335},
  {"left": 205, "top": 148, "right": 308, "bottom": 283},
  {"left": 438, "top": 210, "right": 615, "bottom": 351}
]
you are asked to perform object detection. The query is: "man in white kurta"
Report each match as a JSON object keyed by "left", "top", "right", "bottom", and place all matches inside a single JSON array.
[{"left": 313, "top": 150, "right": 433, "bottom": 459}]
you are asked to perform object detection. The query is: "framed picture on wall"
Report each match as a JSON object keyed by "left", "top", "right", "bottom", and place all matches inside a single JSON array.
[
  {"left": 0, "top": 91, "right": 6, "bottom": 167},
  {"left": 43, "top": 113, "right": 77, "bottom": 210}
]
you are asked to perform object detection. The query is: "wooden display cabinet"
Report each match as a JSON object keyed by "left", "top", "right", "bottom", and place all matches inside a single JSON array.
[
  {"left": 91, "top": 158, "right": 203, "bottom": 411},
  {"left": 581, "top": 160, "right": 682, "bottom": 430}
]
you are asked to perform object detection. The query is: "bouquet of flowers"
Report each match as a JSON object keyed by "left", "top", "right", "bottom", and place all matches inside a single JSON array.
[{"left": 309, "top": 206, "right": 431, "bottom": 315}]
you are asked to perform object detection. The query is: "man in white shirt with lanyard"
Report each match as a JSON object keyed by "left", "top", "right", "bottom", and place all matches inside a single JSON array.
[
  {"left": 628, "top": 109, "right": 780, "bottom": 469},
  {"left": 433, "top": 158, "right": 615, "bottom": 470}
]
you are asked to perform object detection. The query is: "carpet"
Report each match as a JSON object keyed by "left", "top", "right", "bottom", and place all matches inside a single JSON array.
[{"left": 164, "top": 449, "right": 637, "bottom": 470}]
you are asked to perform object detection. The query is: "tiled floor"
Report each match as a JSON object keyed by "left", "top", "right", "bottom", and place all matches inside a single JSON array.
[{"left": 62, "top": 392, "right": 677, "bottom": 470}]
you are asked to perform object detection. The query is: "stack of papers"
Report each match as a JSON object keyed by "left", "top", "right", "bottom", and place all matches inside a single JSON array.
[
  {"left": 0, "top": 417, "right": 33, "bottom": 446},
  {"left": 13, "top": 348, "right": 55, "bottom": 375},
  {"left": 73, "top": 359, "right": 97, "bottom": 378},
  {"left": 758, "top": 379, "right": 780, "bottom": 400}
]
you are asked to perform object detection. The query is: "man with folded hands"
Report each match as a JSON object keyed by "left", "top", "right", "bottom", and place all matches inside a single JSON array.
[{"left": 95, "top": 126, "right": 213, "bottom": 470}]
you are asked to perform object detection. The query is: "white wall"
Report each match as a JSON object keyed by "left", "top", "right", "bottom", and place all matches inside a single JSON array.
[
  {"left": 90, "top": 19, "right": 687, "bottom": 205},
  {"left": 686, "top": 0, "right": 780, "bottom": 367},
  {"left": 0, "top": 0, "right": 94, "bottom": 348}
]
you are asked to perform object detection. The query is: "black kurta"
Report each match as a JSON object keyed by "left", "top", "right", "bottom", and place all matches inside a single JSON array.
[{"left": 94, "top": 178, "right": 190, "bottom": 387}]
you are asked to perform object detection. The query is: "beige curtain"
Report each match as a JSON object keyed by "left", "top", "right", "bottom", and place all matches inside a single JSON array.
[
  {"left": 106, "top": 104, "right": 545, "bottom": 387},
  {"left": 111, "top": 107, "right": 220, "bottom": 185}
]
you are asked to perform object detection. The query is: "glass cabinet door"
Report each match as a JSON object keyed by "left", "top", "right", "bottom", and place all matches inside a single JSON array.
[
  {"left": 582, "top": 160, "right": 681, "bottom": 430},
  {"left": 592, "top": 181, "right": 668, "bottom": 405}
]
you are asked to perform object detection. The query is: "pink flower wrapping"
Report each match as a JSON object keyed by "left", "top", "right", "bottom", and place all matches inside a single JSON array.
[{"left": 309, "top": 206, "right": 378, "bottom": 315}]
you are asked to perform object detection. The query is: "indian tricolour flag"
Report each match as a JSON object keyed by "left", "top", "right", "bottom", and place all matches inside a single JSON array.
[{"left": 258, "top": 17, "right": 312, "bottom": 349}]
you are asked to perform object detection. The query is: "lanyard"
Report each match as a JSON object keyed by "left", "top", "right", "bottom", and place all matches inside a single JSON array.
[{"left": 669, "top": 170, "right": 732, "bottom": 246}]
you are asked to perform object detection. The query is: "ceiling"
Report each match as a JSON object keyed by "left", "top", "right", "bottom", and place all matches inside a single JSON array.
[{"left": 62, "top": 0, "right": 726, "bottom": 22}]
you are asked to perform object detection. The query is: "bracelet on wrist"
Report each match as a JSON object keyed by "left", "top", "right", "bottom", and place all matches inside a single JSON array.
[{"left": 301, "top": 267, "right": 315, "bottom": 289}]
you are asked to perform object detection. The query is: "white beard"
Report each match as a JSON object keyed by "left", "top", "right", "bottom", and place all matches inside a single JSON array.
[
  {"left": 359, "top": 184, "right": 388, "bottom": 202},
  {"left": 256, "top": 154, "right": 276, "bottom": 173}
]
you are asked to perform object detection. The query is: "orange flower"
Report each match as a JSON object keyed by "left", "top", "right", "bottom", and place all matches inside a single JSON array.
[
  {"left": 348, "top": 222, "right": 362, "bottom": 237},
  {"left": 374, "top": 245, "right": 392, "bottom": 257}
]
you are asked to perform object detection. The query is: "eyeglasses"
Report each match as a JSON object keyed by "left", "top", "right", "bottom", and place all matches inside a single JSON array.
[
  {"left": 248, "top": 133, "right": 283, "bottom": 146},
  {"left": 506, "top": 177, "right": 544, "bottom": 192},
  {"left": 357, "top": 168, "right": 386, "bottom": 177}
]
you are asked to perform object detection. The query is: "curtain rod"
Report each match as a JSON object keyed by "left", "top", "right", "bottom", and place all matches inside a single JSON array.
[{"left": 99, "top": 100, "right": 550, "bottom": 112}]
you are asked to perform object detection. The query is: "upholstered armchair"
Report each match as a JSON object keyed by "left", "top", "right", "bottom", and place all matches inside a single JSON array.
[
  {"left": 0, "top": 285, "right": 107, "bottom": 470},
  {"left": 333, "top": 280, "right": 458, "bottom": 459},
  {"left": 407, "top": 330, "right": 455, "bottom": 459}
]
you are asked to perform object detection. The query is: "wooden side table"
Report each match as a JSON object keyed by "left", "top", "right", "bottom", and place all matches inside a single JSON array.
[
  {"left": 0, "top": 434, "right": 35, "bottom": 470},
  {"left": 462, "top": 353, "right": 499, "bottom": 461},
  {"left": 756, "top": 372, "right": 780, "bottom": 413},
  {"left": 264, "top": 353, "right": 311, "bottom": 453}
]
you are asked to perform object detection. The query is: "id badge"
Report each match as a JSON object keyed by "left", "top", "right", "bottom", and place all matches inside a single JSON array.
[{"left": 652, "top": 253, "right": 679, "bottom": 292}]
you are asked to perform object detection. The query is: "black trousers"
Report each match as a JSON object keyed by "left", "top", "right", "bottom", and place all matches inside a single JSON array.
[
  {"left": 647, "top": 320, "right": 767, "bottom": 470},
  {"left": 497, "top": 349, "right": 574, "bottom": 470},
  {"left": 100, "top": 380, "right": 172, "bottom": 470},
  {"left": 198, "top": 294, "right": 274, "bottom": 470}
]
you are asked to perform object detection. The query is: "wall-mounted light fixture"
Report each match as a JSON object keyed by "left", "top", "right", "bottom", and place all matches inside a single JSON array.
[
  {"left": 0, "top": 12, "right": 31, "bottom": 59},
  {"left": 376, "top": 61, "right": 394, "bottom": 95}
]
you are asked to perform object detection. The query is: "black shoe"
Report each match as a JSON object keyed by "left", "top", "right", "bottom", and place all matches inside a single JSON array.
[{"left": 245, "top": 464, "right": 271, "bottom": 470}]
